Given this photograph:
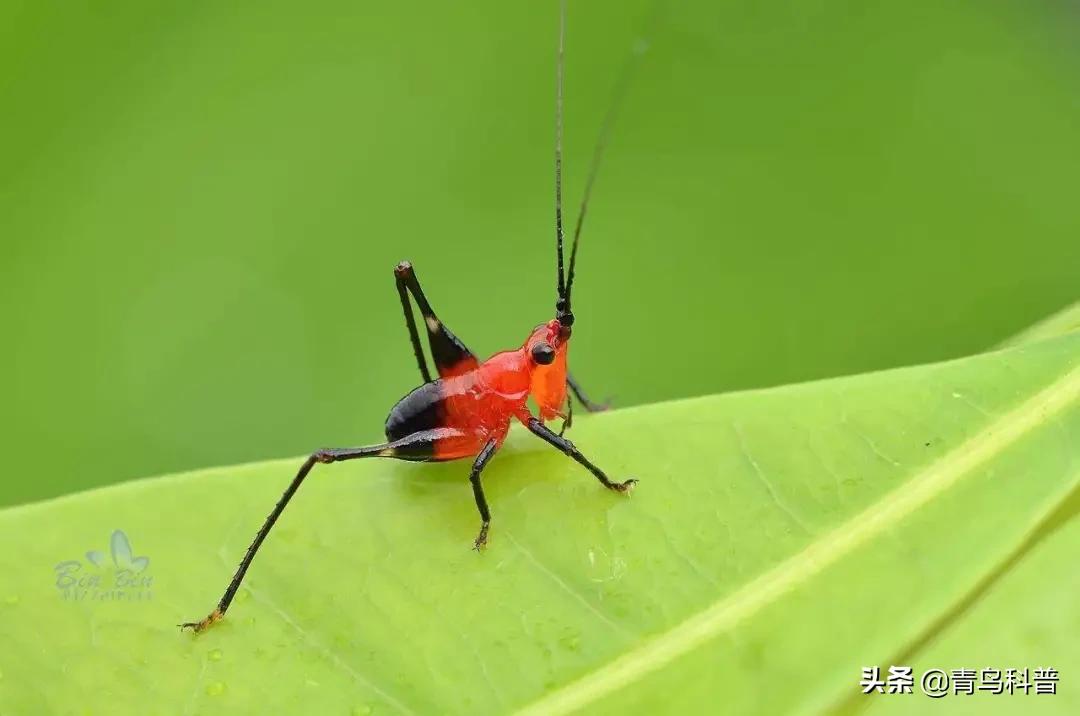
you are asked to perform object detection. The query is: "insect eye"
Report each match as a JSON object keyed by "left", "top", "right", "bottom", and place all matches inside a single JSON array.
[{"left": 531, "top": 342, "right": 556, "bottom": 365}]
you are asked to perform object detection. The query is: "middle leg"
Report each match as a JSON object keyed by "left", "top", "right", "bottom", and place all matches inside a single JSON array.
[{"left": 469, "top": 438, "right": 500, "bottom": 551}]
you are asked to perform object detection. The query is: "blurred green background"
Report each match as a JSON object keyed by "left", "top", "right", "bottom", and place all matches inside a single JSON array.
[{"left": 1, "top": 0, "right": 1077, "bottom": 507}]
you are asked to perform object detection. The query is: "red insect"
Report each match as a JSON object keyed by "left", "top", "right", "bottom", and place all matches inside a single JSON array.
[{"left": 182, "top": 0, "right": 646, "bottom": 634}]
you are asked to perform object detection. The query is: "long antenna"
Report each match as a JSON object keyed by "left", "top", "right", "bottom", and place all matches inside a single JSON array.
[
  {"left": 563, "top": 2, "right": 660, "bottom": 310},
  {"left": 554, "top": 0, "right": 567, "bottom": 303}
]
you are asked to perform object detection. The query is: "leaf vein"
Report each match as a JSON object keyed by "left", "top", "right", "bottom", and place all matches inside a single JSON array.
[
  {"left": 514, "top": 363, "right": 1080, "bottom": 716},
  {"left": 245, "top": 585, "right": 418, "bottom": 716},
  {"left": 733, "top": 422, "right": 812, "bottom": 534},
  {"left": 505, "top": 532, "right": 634, "bottom": 641}
]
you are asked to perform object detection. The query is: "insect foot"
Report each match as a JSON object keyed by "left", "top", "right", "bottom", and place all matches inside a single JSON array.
[
  {"left": 612, "top": 478, "right": 638, "bottom": 494},
  {"left": 472, "top": 522, "right": 490, "bottom": 552},
  {"left": 179, "top": 608, "right": 223, "bottom": 635}
]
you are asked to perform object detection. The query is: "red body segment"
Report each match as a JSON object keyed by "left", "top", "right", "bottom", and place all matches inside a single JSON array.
[{"left": 389, "top": 319, "right": 570, "bottom": 461}]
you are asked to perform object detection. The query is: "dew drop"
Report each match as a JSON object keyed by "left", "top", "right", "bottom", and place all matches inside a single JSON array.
[
  {"left": 206, "top": 681, "right": 226, "bottom": 697},
  {"left": 4, "top": 595, "right": 19, "bottom": 605},
  {"left": 208, "top": 649, "right": 223, "bottom": 662},
  {"left": 352, "top": 704, "right": 373, "bottom": 716}
]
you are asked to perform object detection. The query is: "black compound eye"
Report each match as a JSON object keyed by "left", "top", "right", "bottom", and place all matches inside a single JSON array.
[{"left": 531, "top": 342, "right": 556, "bottom": 365}]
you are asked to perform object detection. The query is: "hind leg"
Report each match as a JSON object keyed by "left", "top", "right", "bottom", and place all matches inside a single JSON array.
[
  {"left": 394, "top": 261, "right": 479, "bottom": 380},
  {"left": 180, "top": 437, "right": 422, "bottom": 634}
]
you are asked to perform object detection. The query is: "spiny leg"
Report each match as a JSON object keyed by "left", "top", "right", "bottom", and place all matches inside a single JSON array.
[
  {"left": 179, "top": 444, "right": 394, "bottom": 634},
  {"left": 394, "top": 261, "right": 478, "bottom": 379},
  {"left": 469, "top": 438, "right": 500, "bottom": 551},
  {"left": 524, "top": 416, "right": 636, "bottom": 492}
]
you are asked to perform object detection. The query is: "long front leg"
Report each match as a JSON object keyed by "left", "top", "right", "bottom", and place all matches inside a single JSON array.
[
  {"left": 469, "top": 438, "right": 500, "bottom": 551},
  {"left": 524, "top": 417, "right": 636, "bottom": 493}
]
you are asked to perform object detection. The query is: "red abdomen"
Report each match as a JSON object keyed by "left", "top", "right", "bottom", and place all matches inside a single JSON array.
[{"left": 384, "top": 351, "right": 532, "bottom": 461}]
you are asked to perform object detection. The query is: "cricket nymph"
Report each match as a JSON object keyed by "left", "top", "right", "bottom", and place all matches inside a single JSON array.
[{"left": 181, "top": 0, "right": 642, "bottom": 635}]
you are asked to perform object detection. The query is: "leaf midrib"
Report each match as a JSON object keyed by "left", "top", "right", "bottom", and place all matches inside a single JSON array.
[{"left": 514, "top": 363, "right": 1080, "bottom": 716}]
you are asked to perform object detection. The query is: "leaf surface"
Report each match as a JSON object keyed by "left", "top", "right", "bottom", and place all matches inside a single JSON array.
[{"left": 0, "top": 334, "right": 1076, "bottom": 714}]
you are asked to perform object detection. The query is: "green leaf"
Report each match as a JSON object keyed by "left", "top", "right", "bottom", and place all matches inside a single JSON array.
[
  {"left": 865, "top": 489, "right": 1079, "bottom": 715},
  {"left": 998, "top": 299, "right": 1080, "bottom": 349},
  {"left": 0, "top": 333, "right": 1076, "bottom": 714}
]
